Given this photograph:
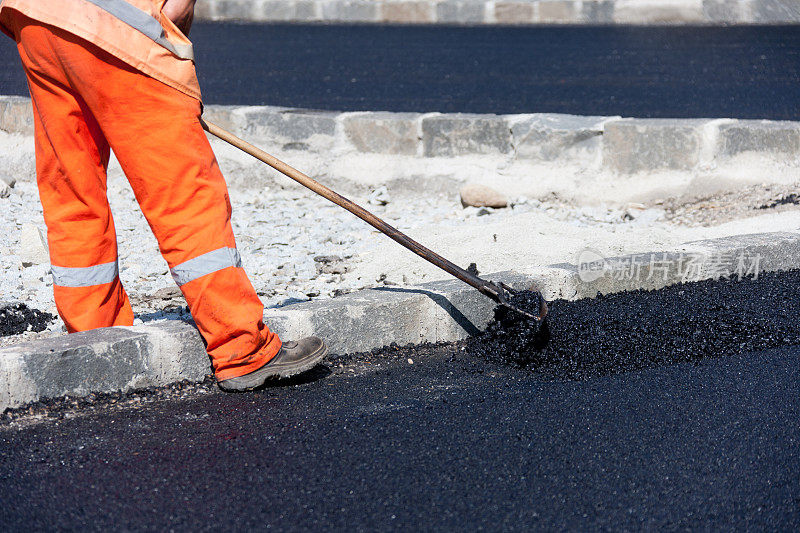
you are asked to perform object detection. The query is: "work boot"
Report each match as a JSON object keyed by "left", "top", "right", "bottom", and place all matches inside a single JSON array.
[{"left": 218, "top": 336, "right": 328, "bottom": 392}]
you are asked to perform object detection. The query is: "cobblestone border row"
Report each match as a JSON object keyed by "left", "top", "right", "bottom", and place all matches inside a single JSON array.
[
  {"left": 3, "top": 231, "right": 800, "bottom": 412},
  {"left": 194, "top": 0, "right": 800, "bottom": 25},
  {"left": 3, "top": 96, "right": 799, "bottom": 174}
]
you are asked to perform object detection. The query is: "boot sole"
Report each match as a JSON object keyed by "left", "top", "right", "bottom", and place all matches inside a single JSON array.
[{"left": 218, "top": 342, "right": 328, "bottom": 392}]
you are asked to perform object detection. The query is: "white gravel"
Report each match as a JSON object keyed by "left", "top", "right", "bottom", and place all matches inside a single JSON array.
[{"left": 0, "top": 175, "right": 531, "bottom": 335}]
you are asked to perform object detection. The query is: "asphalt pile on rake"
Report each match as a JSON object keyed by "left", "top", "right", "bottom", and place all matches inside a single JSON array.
[{"left": 467, "top": 269, "right": 800, "bottom": 380}]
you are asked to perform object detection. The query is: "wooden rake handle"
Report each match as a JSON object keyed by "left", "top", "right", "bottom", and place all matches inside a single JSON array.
[{"left": 200, "top": 118, "right": 507, "bottom": 302}]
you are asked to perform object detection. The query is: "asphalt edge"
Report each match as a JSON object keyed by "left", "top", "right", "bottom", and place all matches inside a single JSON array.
[
  {"left": 3, "top": 230, "right": 800, "bottom": 412},
  {"left": 193, "top": 0, "right": 800, "bottom": 26},
  {"left": 3, "top": 97, "right": 799, "bottom": 175}
]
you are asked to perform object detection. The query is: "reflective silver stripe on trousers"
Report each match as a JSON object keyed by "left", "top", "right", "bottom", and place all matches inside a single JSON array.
[
  {"left": 171, "top": 247, "right": 242, "bottom": 286},
  {"left": 84, "top": 0, "right": 194, "bottom": 60},
  {"left": 51, "top": 261, "right": 119, "bottom": 288}
]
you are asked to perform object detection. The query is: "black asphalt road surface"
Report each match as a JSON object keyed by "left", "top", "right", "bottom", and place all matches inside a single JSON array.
[
  {"left": 1, "top": 24, "right": 799, "bottom": 119},
  {"left": 1, "top": 272, "right": 799, "bottom": 530}
]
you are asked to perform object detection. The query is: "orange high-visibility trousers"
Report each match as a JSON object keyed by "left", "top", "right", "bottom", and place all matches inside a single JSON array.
[{"left": 10, "top": 15, "right": 281, "bottom": 380}]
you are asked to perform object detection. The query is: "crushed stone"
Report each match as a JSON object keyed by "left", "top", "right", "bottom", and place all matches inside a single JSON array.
[
  {"left": 661, "top": 182, "right": 800, "bottom": 226},
  {"left": 758, "top": 193, "right": 800, "bottom": 210}
]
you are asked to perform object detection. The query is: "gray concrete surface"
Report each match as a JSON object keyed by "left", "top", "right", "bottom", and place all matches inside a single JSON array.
[
  {"left": 2, "top": 230, "right": 799, "bottom": 412},
  {"left": 194, "top": 0, "right": 800, "bottom": 25},
  {"left": 510, "top": 114, "right": 608, "bottom": 161},
  {"left": 422, "top": 113, "right": 513, "bottom": 156},
  {"left": 342, "top": 111, "right": 422, "bottom": 155},
  {"left": 602, "top": 119, "right": 710, "bottom": 172},
  {"left": 719, "top": 120, "right": 800, "bottom": 156}
]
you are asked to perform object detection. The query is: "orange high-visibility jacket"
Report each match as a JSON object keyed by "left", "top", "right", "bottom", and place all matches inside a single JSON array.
[{"left": 0, "top": 0, "right": 201, "bottom": 100}]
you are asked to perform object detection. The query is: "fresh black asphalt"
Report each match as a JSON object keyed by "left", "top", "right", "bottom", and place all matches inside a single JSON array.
[
  {"left": 1, "top": 22, "right": 799, "bottom": 530},
  {"left": 2, "top": 24, "right": 799, "bottom": 119},
  {"left": 1, "top": 272, "right": 799, "bottom": 530},
  {"left": 0, "top": 303, "right": 53, "bottom": 337},
  {"left": 473, "top": 271, "right": 800, "bottom": 379}
]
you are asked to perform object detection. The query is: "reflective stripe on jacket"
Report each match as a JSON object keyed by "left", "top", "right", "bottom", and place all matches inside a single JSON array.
[{"left": 0, "top": 0, "right": 201, "bottom": 100}]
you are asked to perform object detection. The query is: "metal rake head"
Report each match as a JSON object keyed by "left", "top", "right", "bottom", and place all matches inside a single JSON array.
[{"left": 482, "top": 281, "right": 549, "bottom": 322}]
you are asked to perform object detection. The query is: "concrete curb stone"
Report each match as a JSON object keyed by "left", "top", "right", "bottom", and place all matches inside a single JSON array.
[
  {"left": 510, "top": 113, "right": 612, "bottom": 162},
  {"left": 238, "top": 107, "right": 340, "bottom": 150},
  {"left": 718, "top": 120, "right": 800, "bottom": 158},
  {"left": 1, "top": 328, "right": 153, "bottom": 412},
  {"left": 602, "top": 118, "right": 712, "bottom": 172},
  {"left": 0, "top": 321, "right": 210, "bottom": 413},
  {"left": 612, "top": 0, "right": 705, "bottom": 24},
  {"left": 191, "top": 0, "right": 800, "bottom": 24},
  {"left": 0, "top": 96, "right": 34, "bottom": 136},
  {"left": 582, "top": 0, "right": 616, "bottom": 23},
  {"left": 202, "top": 105, "right": 341, "bottom": 151},
  {"left": 493, "top": 2, "right": 537, "bottom": 24},
  {"left": 751, "top": 0, "right": 800, "bottom": 23},
  {"left": 341, "top": 111, "right": 422, "bottom": 154},
  {"left": 437, "top": 1, "right": 488, "bottom": 24},
  {"left": 321, "top": 0, "right": 381, "bottom": 21},
  {"left": 703, "top": 0, "right": 745, "bottom": 22},
  {"left": 537, "top": 0, "right": 581, "bottom": 22},
  {"left": 213, "top": 0, "right": 259, "bottom": 19},
  {"left": 422, "top": 113, "right": 512, "bottom": 156},
  {"left": 382, "top": 1, "right": 437, "bottom": 22},
  {"left": 4, "top": 98, "right": 800, "bottom": 173},
  {"left": 3, "top": 230, "right": 800, "bottom": 412},
  {"left": 252, "top": 0, "right": 319, "bottom": 21}
]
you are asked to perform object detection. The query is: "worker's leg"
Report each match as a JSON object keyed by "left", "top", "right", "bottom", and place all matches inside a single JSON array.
[
  {"left": 13, "top": 18, "right": 133, "bottom": 332},
  {"left": 103, "top": 94, "right": 282, "bottom": 380},
  {"left": 28, "top": 22, "right": 281, "bottom": 380}
]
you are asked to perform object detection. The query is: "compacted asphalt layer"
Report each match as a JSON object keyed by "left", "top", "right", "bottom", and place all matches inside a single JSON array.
[
  {"left": 1, "top": 24, "right": 800, "bottom": 119},
  {"left": 1, "top": 272, "right": 799, "bottom": 530}
]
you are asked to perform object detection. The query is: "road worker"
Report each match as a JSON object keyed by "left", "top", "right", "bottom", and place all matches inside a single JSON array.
[{"left": 0, "top": 0, "right": 328, "bottom": 391}]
